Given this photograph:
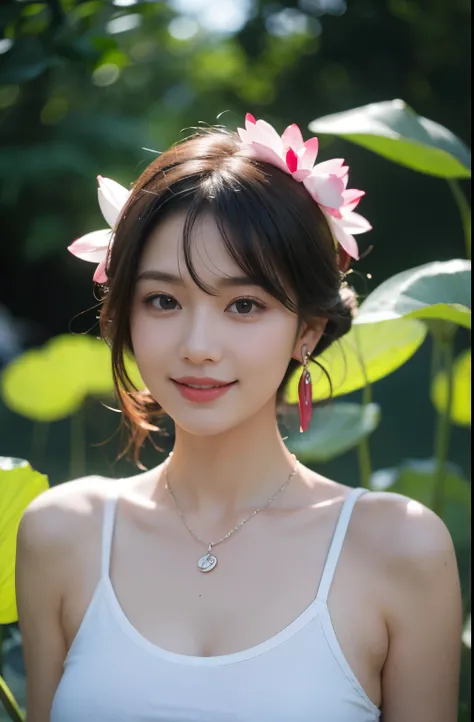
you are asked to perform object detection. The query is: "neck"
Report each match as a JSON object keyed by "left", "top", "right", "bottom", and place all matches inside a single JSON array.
[{"left": 161, "top": 400, "right": 299, "bottom": 521}]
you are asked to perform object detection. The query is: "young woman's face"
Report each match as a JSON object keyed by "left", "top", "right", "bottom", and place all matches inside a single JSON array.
[{"left": 130, "top": 209, "right": 319, "bottom": 436}]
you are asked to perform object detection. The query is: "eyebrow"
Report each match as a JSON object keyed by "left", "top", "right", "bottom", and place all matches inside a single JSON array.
[{"left": 136, "top": 270, "right": 258, "bottom": 288}]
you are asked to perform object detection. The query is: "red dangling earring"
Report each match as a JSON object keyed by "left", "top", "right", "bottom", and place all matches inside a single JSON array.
[{"left": 298, "top": 346, "right": 312, "bottom": 433}]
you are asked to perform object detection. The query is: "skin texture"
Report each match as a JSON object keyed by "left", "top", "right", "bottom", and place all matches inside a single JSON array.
[{"left": 16, "top": 210, "right": 462, "bottom": 721}]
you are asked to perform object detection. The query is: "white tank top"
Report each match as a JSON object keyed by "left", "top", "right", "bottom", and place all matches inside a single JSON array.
[{"left": 51, "top": 485, "right": 381, "bottom": 721}]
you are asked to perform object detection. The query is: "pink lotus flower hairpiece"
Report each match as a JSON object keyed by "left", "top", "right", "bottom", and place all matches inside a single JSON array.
[
  {"left": 237, "top": 113, "right": 371, "bottom": 270},
  {"left": 68, "top": 114, "right": 371, "bottom": 282},
  {"left": 68, "top": 176, "right": 131, "bottom": 283}
]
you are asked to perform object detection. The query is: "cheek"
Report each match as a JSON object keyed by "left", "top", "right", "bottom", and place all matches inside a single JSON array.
[
  {"left": 129, "top": 309, "right": 166, "bottom": 366},
  {"left": 240, "top": 317, "right": 297, "bottom": 378}
]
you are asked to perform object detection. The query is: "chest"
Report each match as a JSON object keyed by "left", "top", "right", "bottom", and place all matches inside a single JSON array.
[{"left": 62, "top": 500, "right": 388, "bottom": 709}]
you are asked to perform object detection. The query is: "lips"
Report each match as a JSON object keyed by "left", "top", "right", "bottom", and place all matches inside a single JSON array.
[
  {"left": 171, "top": 378, "right": 237, "bottom": 403},
  {"left": 173, "top": 377, "right": 234, "bottom": 387}
]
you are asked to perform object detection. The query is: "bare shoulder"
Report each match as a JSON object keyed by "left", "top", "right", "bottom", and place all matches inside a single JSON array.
[
  {"left": 354, "top": 489, "right": 461, "bottom": 627},
  {"left": 18, "top": 475, "right": 120, "bottom": 552},
  {"left": 355, "top": 488, "right": 456, "bottom": 560}
]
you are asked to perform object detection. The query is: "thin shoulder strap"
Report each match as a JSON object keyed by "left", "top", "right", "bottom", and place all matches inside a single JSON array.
[
  {"left": 101, "top": 487, "right": 120, "bottom": 580},
  {"left": 316, "top": 487, "right": 369, "bottom": 604}
]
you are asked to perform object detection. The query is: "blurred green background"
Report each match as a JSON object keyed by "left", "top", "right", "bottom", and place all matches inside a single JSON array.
[{"left": 0, "top": 0, "right": 470, "bottom": 718}]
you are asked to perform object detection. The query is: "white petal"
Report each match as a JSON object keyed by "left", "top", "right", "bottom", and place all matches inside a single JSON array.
[
  {"left": 98, "top": 177, "right": 130, "bottom": 228},
  {"left": 338, "top": 211, "right": 372, "bottom": 234},
  {"left": 249, "top": 120, "right": 284, "bottom": 157},
  {"left": 327, "top": 217, "right": 360, "bottom": 259},
  {"left": 237, "top": 127, "right": 251, "bottom": 144},
  {"left": 312, "top": 158, "right": 346, "bottom": 176}
]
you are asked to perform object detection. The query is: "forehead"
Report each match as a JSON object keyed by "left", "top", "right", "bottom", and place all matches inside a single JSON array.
[{"left": 138, "top": 209, "right": 240, "bottom": 280}]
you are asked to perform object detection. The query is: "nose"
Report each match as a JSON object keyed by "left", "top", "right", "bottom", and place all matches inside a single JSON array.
[{"left": 179, "top": 307, "right": 223, "bottom": 365}]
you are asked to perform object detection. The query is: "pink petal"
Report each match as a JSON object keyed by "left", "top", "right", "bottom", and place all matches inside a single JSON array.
[
  {"left": 342, "top": 189, "right": 365, "bottom": 208},
  {"left": 93, "top": 258, "right": 108, "bottom": 284},
  {"left": 241, "top": 141, "right": 289, "bottom": 173},
  {"left": 337, "top": 211, "right": 372, "bottom": 235},
  {"left": 303, "top": 173, "right": 345, "bottom": 211},
  {"left": 291, "top": 168, "right": 312, "bottom": 182},
  {"left": 281, "top": 123, "right": 304, "bottom": 151},
  {"left": 343, "top": 199, "right": 360, "bottom": 214},
  {"left": 68, "top": 229, "right": 112, "bottom": 263},
  {"left": 237, "top": 127, "right": 252, "bottom": 144},
  {"left": 327, "top": 216, "right": 360, "bottom": 260},
  {"left": 286, "top": 147, "right": 298, "bottom": 173},
  {"left": 251, "top": 119, "right": 284, "bottom": 153},
  {"left": 321, "top": 205, "right": 343, "bottom": 220},
  {"left": 97, "top": 177, "right": 130, "bottom": 229},
  {"left": 312, "top": 159, "right": 346, "bottom": 177},
  {"left": 299, "top": 137, "right": 319, "bottom": 170},
  {"left": 245, "top": 113, "right": 256, "bottom": 125}
]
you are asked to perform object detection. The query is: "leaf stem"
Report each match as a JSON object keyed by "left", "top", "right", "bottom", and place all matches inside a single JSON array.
[
  {"left": 0, "top": 673, "right": 24, "bottom": 722},
  {"left": 448, "top": 179, "right": 471, "bottom": 259},
  {"left": 432, "top": 336, "right": 455, "bottom": 517},
  {"left": 354, "top": 327, "right": 373, "bottom": 488},
  {"left": 362, "top": 381, "right": 373, "bottom": 406},
  {"left": 357, "top": 435, "right": 372, "bottom": 489}
]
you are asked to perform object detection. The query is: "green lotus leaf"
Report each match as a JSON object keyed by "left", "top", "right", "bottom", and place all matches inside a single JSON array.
[
  {"left": 286, "top": 316, "right": 427, "bottom": 402},
  {"left": 287, "top": 402, "right": 381, "bottom": 463},
  {"left": 0, "top": 458, "right": 49, "bottom": 623},
  {"left": 1, "top": 346, "right": 85, "bottom": 421},
  {"left": 46, "top": 334, "right": 114, "bottom": 396},
  {"left": 309, "top": 99, "right": 471, "bottom": 178},
  {"left": 431, "top": 349, "right": 471, "bottom": 426},
  {"left": 356, "top": 259, "right": 471, "bottom": 329},
  {"left": 0, "top": 335, "right": 119, "bottom": 421}
]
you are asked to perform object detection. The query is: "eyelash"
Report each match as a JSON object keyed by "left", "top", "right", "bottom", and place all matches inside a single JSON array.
[{"left": 143, "top": 293, "right": 267, "bottom": 318}]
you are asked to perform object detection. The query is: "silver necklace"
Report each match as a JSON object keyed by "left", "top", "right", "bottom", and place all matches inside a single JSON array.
[{"left": 163, "top": 454, "right": 299, "bottom": 573}]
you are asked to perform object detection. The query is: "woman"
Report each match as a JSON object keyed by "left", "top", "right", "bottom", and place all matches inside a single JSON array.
[{"left": 16, "top": 115, "right": 462, "bottom": 721}]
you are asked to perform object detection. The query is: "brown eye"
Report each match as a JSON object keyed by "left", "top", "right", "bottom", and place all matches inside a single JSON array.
[
  {"left": 227, "top": 297, "right": 266, "bottom": 316},
  {"left": 146, "top": 294, "right": 179, "bottom": 310},
  {"left": 234, "top": 299, "right": 254, "bottom": 314}
]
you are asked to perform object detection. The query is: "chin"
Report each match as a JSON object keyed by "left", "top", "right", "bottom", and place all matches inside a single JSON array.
[
  {"left": 171, "top": 412, "right": 242, "bottom": 437},
  {"left": 165, "top": 405, "right": 252, "bottom": 438}
]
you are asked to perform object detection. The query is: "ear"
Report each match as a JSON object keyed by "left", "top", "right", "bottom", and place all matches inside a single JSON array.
[{"left": 291, "top": 317, "right": 328, "bottom": 363}]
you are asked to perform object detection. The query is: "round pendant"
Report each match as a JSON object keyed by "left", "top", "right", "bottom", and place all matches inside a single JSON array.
[{"left": 198, "top": 553, "right": 217, "bottom": 573}]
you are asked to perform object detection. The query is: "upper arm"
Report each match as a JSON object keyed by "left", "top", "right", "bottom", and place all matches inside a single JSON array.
[
  {"left": 15, "top": 477, "right": 103, "bottom": 722},
  {"left": 379, "top": 496, "right": 463, "bottom": 722},
  {"left": 16, "top": 496, "right": 68, "bottom": 722}
]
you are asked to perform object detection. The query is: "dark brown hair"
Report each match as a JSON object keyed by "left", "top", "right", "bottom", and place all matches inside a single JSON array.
[{"left": 99, "top": 128, "right": 357, "bottom": 465}]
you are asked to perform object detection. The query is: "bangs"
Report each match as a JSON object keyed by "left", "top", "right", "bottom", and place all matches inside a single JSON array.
[{"left": 167, "top": 163, "right": 336, "bottom": 318}]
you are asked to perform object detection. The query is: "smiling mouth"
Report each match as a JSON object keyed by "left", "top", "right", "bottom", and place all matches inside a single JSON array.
[
  {"left": 174, "top": 382, "right": 235, "bottom": 389},
  {"left": 171, "top": 379, "right": 237, "bottom": 402},
  {"left": 171, "top": 377, "right": 237, "bottom": 387}
]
